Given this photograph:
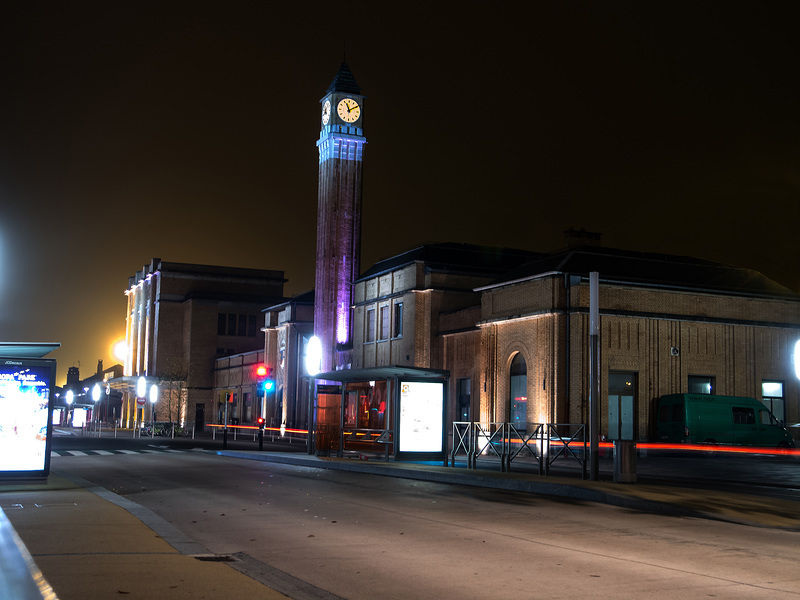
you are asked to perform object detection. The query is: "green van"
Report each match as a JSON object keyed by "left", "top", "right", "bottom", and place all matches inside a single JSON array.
[{"left": 656, "top": 393, "right": 795, "bottom": 448}]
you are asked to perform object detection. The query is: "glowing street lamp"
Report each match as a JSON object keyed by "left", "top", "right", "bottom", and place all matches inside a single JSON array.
[
  {"left": 305, "top": 335, "right": 322, "bottom": 376},
  {"left": 65, "top": 390, "right": 74, "bottom": 426},
  {"left": 92, "top": 383, "right": 101, "bottom": 434},
  {"left": 794, "top": 339, "right": 800, "bottom": 381}
]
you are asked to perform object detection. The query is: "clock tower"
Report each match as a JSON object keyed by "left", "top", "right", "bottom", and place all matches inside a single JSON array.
[{"left": 314, "top": 62, "right": 366, "bottom": 372}]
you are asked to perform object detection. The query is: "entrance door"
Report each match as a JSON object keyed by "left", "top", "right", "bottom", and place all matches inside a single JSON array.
[{"left": 195, "top": 403, "right": 205, "bottom": 432}]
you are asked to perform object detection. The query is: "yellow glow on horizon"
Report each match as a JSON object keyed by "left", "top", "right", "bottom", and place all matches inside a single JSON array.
[{"left": 112, "top": 340, "right": 127, "bottom": 363}]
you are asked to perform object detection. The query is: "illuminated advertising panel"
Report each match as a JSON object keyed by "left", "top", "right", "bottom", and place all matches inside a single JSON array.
[
  {"left": 397, "top": 381, "right": 444, "bottom": 459},
  {"left": 0, "top": 358, "right": 55, "bottom": 479}
]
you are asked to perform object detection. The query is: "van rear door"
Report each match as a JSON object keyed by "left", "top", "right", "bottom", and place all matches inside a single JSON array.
[{"left": 657, "top": 397, "right": 685, "bottom": 442}]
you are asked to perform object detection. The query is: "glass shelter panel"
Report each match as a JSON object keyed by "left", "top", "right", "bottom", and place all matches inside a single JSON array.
[{"left": 343, "top": 381, "right": 389, "bottom": 430}]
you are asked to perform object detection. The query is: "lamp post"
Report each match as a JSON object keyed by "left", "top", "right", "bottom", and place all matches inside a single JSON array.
[
  {"left": 136, "top": 376, "right": 146, "bottom": 437},
  {"left": 794, "top": 339, "right": 800, "bottom": 381},
  {"left": 83, "top": 387, "right": 89, "bottom": 430},
  {"left": 92, "top": 383, "right": 101, "bottom": 436},
  {"left": 65, "top": 390, "right": 73, "bottom": 427},
  {"left": 149, "top": 384, "right": 158, "bottom": 439}
]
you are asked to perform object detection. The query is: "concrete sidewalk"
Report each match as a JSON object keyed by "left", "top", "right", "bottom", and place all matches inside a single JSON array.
[
  {"left": 2, "top": 450, "right": 800, "bottom": 600},
  {"left": 0, "top": 473, "right": 299, "bottom": 600}
]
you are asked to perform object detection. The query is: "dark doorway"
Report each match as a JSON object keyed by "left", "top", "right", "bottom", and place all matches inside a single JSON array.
[{"left": 195, "top": 403, "right": 206, "bottom": 432}]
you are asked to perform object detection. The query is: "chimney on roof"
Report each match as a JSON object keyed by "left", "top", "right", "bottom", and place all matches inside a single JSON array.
[
  {"left": 564, "top": 227, "right": 602, "bottom": 249},
  {"left": 97, "top": 359, "right": 103, "bottom": 375}
]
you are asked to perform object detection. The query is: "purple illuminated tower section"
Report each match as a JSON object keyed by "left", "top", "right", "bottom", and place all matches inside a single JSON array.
[{"left": 314, "top": 63, "right": 366, "bottom": 372}]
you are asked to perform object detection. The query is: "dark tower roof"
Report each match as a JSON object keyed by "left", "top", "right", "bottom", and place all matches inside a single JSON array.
[{"left": 326, "top": 62, "right": 361, "bottom": 95}]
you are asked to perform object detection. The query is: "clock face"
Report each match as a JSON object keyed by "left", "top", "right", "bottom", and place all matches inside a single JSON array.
[
  {"left": 322, "top": 100, "right": 331, "bottom": 125},
  {"left": 337, "top": 98, "right": 360, "bottom": 123}
]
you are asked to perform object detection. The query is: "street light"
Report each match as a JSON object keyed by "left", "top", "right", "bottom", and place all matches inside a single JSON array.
[
  {"left": 794, "top": 339, "right": 800, "bottom": 381},
  {"left": 92, "top": 383, "right": 101, "bottom": 436},
  {"left": 65, "top": 390, "right": 74, "bottom": 426},
  {"left": 149, "top": 384, "right": 158, "bottom": 438},
  {"left": 136, "top": 376, "right": 146, "bottom": 436}
]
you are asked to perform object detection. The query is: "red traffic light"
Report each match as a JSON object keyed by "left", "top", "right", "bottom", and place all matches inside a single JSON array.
[
  {"left": 256, "top": 364, "right": 268, "bottom": 378},
  {"left": 256, "top": 416, "right": 266, "bottom": 428}
]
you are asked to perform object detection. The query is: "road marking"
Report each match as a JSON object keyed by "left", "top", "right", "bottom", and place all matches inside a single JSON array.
[{"left": 50, "top": 448, "right": 191, "bottom": 457}]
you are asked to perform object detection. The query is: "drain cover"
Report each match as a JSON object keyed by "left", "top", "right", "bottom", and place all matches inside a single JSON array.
[{"left": 193, "top": 554, "right": 235, "bottom": 562}]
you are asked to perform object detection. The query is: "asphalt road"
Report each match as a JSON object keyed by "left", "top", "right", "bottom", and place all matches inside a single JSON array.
[
  {"left": 48, "top": 436, "right": 800, "bottom": 599},
  {"left": 53, "top": 428, "right": 800, "bottom": 502}
]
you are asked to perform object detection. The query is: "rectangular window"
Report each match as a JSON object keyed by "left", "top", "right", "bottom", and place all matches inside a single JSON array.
[
  {"left": 244, "top": 392, "right": 252, "bottom": 422},
  {"left": 688, "top": 375, "right": 714, "bottom": 395},
  {"left": 393, "top": 302, "right": 404, "bottom": 338},
  {"left": 366, "top": 308, "right": 376, "bottom": 343},
  {"left": 238, "top": 315, "right": 247, "bottom": 336},
  {"left": 248, "top": 315, "right": 258, "bottom": 337},
  {"left": 217, "top": 313, "right": 227, "bottom": 335},
  {"left": 457, "top": 378, "right": 470, "bottom": 422},
  {"left": 379, "top": 305, "right": 390, "bottom": 340},
  {"left": 762, "top": 380, "right": 785, "bottom": 423}
]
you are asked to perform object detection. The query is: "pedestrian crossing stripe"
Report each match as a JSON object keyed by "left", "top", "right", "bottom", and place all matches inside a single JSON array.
[{"left": 50, "top": 448, "right": 191, "bottom": 457}]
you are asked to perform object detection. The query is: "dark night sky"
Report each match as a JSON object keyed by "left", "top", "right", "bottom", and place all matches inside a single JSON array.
[{"left": 1, "top": 2, "right": 799, "bottom": 384}]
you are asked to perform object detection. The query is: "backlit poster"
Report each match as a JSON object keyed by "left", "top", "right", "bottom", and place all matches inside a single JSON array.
[
  {"left": 0, "top": 358, "right": 55, "bottom": 478},
  {"left": 398, "top": 381, "right": 444, "bottom": 455}
]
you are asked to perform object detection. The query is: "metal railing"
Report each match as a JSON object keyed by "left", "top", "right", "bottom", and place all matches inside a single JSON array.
[{"left": 450, "top": 422, "right": 588, "bottom": 478}]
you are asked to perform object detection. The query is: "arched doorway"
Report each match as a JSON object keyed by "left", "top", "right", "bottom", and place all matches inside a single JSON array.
[{"left": 509, "top": 353, "right": 528, "bottom": 430}]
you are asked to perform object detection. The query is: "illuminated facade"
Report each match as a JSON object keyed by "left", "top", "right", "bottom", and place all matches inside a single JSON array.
[
  {"left": 343, "top": 238, "right": 800, "bottom": 439},
  {"left": 119, "top": 259, "right": 285, "bottom": 429},
  {"left": 449, "top": 243, "right": 800, "bottom": 437}
]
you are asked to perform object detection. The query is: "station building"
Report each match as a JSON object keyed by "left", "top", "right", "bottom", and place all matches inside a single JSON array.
[
  {"left": 263, "top": 235, "right": 800, "bottom": 456},
  {"left": 118, "top": 62, "right": 800, "bottom": 455}
]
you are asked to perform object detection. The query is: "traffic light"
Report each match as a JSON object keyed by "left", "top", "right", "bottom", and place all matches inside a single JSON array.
[
  {"left": 255, "top": 364, "right": 275, "bottom": 397},
  {"left": 256, "top": 416, "right": 266, "bottom": 429}
]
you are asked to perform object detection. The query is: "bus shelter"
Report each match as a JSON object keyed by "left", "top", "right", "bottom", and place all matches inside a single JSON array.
[
  {"left": 0, "top": 343, "right": 60, "bottom": 481},
  {"left": 310, "top": 366, "right": 449, "bottom": 462}
]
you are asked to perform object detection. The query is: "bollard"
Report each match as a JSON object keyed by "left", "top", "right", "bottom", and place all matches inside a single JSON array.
[{"left": 613, "top": 440, "right": 637, "bottom": 483}]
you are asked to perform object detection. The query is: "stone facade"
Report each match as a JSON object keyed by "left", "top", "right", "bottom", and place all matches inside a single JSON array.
[
  {"left": 344, "top": 244, "right": 800, "bottom": 442},
  {"left": 471, "top": 258, "right": 800, "bottom": 440},
  {"left": 120, "top": 259, "right": 285, "bottom": 429}
]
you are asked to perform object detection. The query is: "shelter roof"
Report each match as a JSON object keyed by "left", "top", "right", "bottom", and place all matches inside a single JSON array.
[
  {"left": 312, "top": 366, "right": 448, "bottom": 382},
  {"left": 0, "top": 343, "right": 60, "bottom": 359}
]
